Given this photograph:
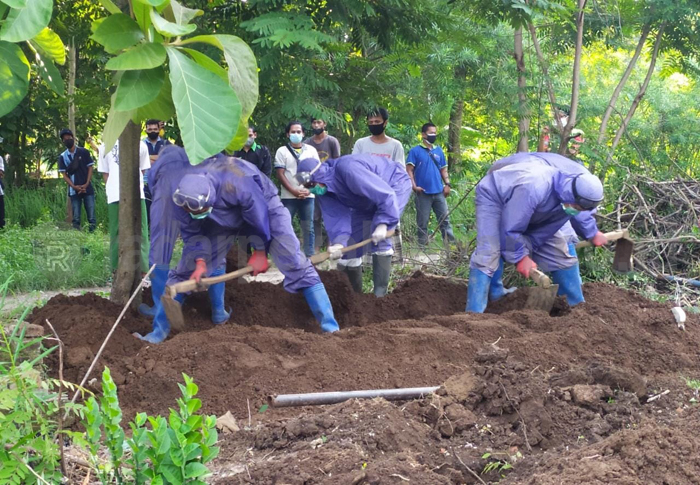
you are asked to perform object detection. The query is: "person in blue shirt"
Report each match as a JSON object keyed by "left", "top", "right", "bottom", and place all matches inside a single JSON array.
[
  {"left": 143, "top": 119, "right": 171, "bottom": 227},
  {"left": 405, "top": 123, "right": 455, "bottom": 248},
  {"left": 57, "top": 128, "right": 96, "bottom": 232}
]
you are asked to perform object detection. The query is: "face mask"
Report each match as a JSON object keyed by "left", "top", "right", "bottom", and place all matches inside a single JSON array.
[
  {"left": 289, "top": 133, "right": 303, "bottom": 144},
  {"left": 190, "top": 207, "right": 213, "bottom": 220},
  {"left": 309, "top": 185, "right": 327, "bottom": 196},
  {"left": 63, "top": 139, "right": 74, "bottom": 149},
  {"left": 312, "top": 128, "right": 324, "bottom": 136},
  {"left": 426, "top": 134, "right": 437, "bottom": 144},
  {"left": 368, "top": 124, "right": 385, "bottom": 136},
  {"left": 562, "top": 204, "right": 580, "bottom": 216},
  {"left": 147, "top": 132, "right": 159, "bottom": 140},
  {"left": 244, "top": 137, "right": 254, "bottom": 147}
]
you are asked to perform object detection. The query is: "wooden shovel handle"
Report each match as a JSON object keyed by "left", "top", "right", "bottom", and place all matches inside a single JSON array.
[
  {"left": 166, "top": 266, "right": 254, "bottom": 296},
  {"left": 575, "top": 229, "right": 629, "bottom": 249},
  {"left": 310, "top": 229, "right": 396, "bottom": 265},
  {"left": 529, "top": 268, "right": 553, "bottom": 288}
]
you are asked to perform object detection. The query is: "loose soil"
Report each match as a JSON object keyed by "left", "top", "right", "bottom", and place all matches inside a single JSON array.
[{"left": 32, "top": 271, "right": 700, "bottom": 484}]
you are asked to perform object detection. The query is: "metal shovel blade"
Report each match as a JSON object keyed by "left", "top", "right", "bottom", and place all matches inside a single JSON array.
[
  {"left": 161, "top": 293, "right": 185, "bottom": 332},
  {"left": 524, "top": 283, "right": 559, "bottom": 312},
  {"left": 612, "top": 238, "right": 634, "bottom": 273}
]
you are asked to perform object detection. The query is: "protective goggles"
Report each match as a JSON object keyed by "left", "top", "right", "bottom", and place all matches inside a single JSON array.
[
  {"left": 294, "top": 160, "right": 322, "bottom": 186},
  {"left": 173, "top": 187, "right": 211, "bottom": 212},
  {"left": 571, "top": 175, "right": 602, "bottom": 210}
]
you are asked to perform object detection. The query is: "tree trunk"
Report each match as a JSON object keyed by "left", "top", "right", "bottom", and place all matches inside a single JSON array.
[
  {"left": 66, "top": 37, "right": 77, "bottom": 224},
  {"left": 528, "top": 23, "right": 562, "bottom": 134},
  {"left": 595, "top": 24, "right": 650, "bottom": 146},
  {"left": 514, "top": 27, "right": 530, "bottom": 152},
  {"left": 111, "top": 121, "right": 143, "bottom": 305},
  {"left": 557, "top": 0, "right": 587, "bottom": 155},
  {"left": 600, "top": 22, "right": 666, "bottom": 180},
  {"left": 448, "top": 65, "right": 467, "bottom": 167}
]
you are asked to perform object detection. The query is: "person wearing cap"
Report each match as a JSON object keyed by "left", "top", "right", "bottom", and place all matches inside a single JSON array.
[
  {"left": 295, "top": 154, "right": 412, "bottom": 297},
  {"left": 466, "top": 152, "right": 606, "bottom": 313},
  {"left": 58, "top": 128, "right": 96, "bottom": 232},
  {"left": 134, "top": 147, "right": 340, "bottom": 344}
]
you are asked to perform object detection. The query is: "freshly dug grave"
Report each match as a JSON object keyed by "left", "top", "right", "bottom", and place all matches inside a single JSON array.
[{"left": 33, "top": 273, "right": 700, "bottom": 483}]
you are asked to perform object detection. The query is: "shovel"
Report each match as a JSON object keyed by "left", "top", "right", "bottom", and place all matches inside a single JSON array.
[
  {"left": 161, "top": 265, "right": 254, "bottom": 332},
  {"left": 525, "top": 268, "right": 559, "bottom": 313},
  {"left": 575, "top": 229, "right": 634, "bottom": 273},
  {"left": 309, "top": 229, "right": 395, "bottom": 265}
]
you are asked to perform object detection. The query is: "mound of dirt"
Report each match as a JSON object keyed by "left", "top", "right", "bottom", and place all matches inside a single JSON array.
[{"left": 32, "top": 273, "right": 700, "bottom": 483}]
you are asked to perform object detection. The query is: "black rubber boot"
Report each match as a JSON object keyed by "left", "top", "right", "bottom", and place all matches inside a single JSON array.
[
  {"left": 372, "top": 254, "right": 392, "bottom": 297},
  {"left": 339, "top": 264, "right": 363, "bottom": 293}
]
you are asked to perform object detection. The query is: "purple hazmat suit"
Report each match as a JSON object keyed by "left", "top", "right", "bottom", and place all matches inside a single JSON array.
[
  {"left": 153, "top": 148, "right": 320, "bottom": 292},
  {"left": 297, "top": 154, "right": 412, "bottom": 259},
  {"left": 472, "top": 153, "right": 603, "bottom": 276}
]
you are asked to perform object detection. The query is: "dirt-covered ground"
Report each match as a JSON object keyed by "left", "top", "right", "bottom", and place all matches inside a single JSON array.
[{"left": 31, "top": 271, "right": 700, "bottom": 484}]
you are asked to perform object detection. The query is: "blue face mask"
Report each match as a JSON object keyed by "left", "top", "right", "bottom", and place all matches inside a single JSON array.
[
  {"left": 289, "top": 133, "right": 303, "bottom": 144},
  {"left": 562, "top": 204, "right": 580, "bottom": 216},
  {"left": 309, "top": 185, "right": 327, "bottom": 196},
  {"left": 190, "top": 207, "right": 213, "bottom": 220}
]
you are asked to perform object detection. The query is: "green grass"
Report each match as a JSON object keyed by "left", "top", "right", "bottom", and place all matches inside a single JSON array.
[{"left": 0, "top": 223, "right": 111, "bottom": 293}]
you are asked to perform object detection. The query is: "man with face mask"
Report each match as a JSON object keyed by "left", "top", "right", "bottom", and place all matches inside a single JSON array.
[
  {"left": 295, "top": 154, "right": 412, "bottom": 297},
  {"left": 58, "top": 128, "right": 97, "bottom": 232},
  {"left": 304, "top": 117, "right": 341, "bottom": 254},
  {"left": 466, "top": 152, "right": 607, "bottom": 313},
  {"left": 134, "top": 147, "right": 339, "bottom": 343},
  {"left": 143, "top": 119, "right": 171, "bottom": 227},
  {"left": 274, "top": 121, "right": 319, "bottom": 257},
  {"left": 406, "top": 122, "right": 455, "bottom": 249},
  {"left": 233, "top": 125, "right": 272, "bottom": 178}
]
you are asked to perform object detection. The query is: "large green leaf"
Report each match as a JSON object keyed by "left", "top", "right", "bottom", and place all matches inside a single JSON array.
[
  {"left": 168, "top": 0, "right": 202, "bottom": 25},
  {"left": 180, "top": 35, "right": 258, "bottom": 119},
  {"left": 166, "top": 47, "right": 240, "bottom": 163},
  {"left": 106, "top": 43, "right": 166, "bottom": 71},
  {"left": 31, "top": 28, "right": 66, "bottom": 65},
  {"left": 0, "top": 41, "right": 30, "bottom": 117},
  {"left": 98, "top": 0, "right": 121, "bottom": 14},
  {"left": 91, "top": 13, "right": 144, "bottom": 54},
  {"left": 181, "top": 48, "right": 227, "bottom": 82},
  {"left": 225, "top": 116, "right": 250, "bottom": 153},
  {"left": 115, "top": 67, "right": 164, "bottom": 111},
  {"left": 32, "top": 47, "right": 65, "bottom": 95},
  {"left": 103, "top": 92, "right": 134, "bottom": 152},
  {"left": 134, "top": 74, "right": 174, "bottom": 122},
  {"left": 0, "top": 0, "right": 52, "bottom": 43},
  {"left": 132, "top": 0, "right": 152, "bottom": 33},
  {"left": 1, "top": 0, "right": 27, "bottom": 8},
  {"left": 151, "top": 9, "right": 196, "bottom": 37}
]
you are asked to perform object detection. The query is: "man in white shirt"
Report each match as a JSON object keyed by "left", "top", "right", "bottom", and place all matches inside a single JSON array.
[
  {"left": 97, "top": 139, "right": 151, "bottom": 272},
  {"left": 274, "top": 121, "right": 320, "bottom": 257},
  {"left": 0, "top": 154, "right": 4, "bottom": 229}
]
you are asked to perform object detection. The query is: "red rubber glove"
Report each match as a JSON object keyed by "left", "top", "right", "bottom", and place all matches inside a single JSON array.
[
  {"left": 516, "top": 256, "right": 537, "bottom": 278},
  {"left": 189, "top": 258, "right": 207, "bottom": 283},
  {"left": 248, "top": 250, "right": 269, "bottom": 276},
  {"left": 591, "top": 231, "right": 608, "bottom": 247}
]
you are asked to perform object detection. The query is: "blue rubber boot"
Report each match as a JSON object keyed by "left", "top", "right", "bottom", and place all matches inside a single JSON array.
[
  {"left": 208, "top": 267, "right": 231, "bottom": 324},
  {"left": 303, "top": 283, "right": 340, "bottom": 333},
  {"left": 466, "top": 268, "right": 491, "bottom": 313},
  {"left": 138, "top": 265, "right": 169, "bottom": 319},
  {"left": 550, "top": 265, "right": 585, "bottom": 306},
  {"left": 489, "top": 259, "right": 517, "bottom": 301},
  {"left": 135, "top": 293, "right": 184, "bottom": 344}
]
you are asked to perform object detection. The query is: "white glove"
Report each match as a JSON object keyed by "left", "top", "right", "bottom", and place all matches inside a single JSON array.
[
  {"left": 372, "top": 224, "right": 388, "bottom": 244},
  {"left": 328, "top": 244, "right": 344, "bottom": 260}
]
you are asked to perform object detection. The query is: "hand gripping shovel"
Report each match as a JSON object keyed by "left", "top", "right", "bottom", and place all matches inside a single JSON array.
[
  {"left": 575, "top": 229, "right": 634, "bottom": 273},
  {"left": 161, "top": 266, "right": 254, "bottom": 332},
  {"left": 525, "top": 268, "right": 559, "bottom": 313},
  {"left": 309, "top": 229, "right": 395, "bottom": 265}
]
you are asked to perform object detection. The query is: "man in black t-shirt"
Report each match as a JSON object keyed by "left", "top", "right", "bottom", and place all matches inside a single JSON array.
[
  {"left": 233, "top": 126, "right": 272, "bottom": 177},
  {"left": 58, "top": 128, "right": 96, "bottom": 232}
]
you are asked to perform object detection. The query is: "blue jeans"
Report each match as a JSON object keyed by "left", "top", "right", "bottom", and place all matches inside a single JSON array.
[
  {"left": 415, "top": 191, "right": 455, "bottom": 248},
  {"left": 71, "top": 194, "right": 96, "bottom": 232},
  {"left": 281, "top": 198, "right": 315, "bottom": 257}
]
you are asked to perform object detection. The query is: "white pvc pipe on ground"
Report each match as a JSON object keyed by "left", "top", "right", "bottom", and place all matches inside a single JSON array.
[{"left": 268, "top": 386, "right": 440, "bottom": 407}]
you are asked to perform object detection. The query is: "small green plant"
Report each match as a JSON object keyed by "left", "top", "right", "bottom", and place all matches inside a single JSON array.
[
  {"left": 481, "top": 451, "right": 521, "bottom": 477},
  {"left": 79, "top": 369, "right": 219, "bottom": 484},
  {"left": 683, "top": 376, "right": 700, "bottom": 403}
]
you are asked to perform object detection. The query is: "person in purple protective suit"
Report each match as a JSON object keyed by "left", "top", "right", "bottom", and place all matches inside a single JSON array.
[
  {"left": 134, "top": 147, "right": 339, "bottom": 343},
  {"left": 295, "top": 154, "right": 412, "bottom": 297},
  {"left": 466, "top": 152, "right": 606, "bottom": 313}
]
